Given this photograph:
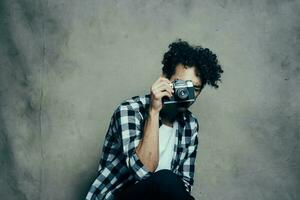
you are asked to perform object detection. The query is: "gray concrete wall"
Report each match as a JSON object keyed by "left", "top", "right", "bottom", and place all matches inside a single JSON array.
[{"left": 0, "top": 0, "right": 299, "bottom": 199}]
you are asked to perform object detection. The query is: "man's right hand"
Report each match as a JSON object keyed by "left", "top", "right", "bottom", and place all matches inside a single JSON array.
[
  {"left": 149, "top": 74, "right": 174, "bottom": 113},
  {"left": 135, "top": 74, "right": 174, "bottom": 172}
]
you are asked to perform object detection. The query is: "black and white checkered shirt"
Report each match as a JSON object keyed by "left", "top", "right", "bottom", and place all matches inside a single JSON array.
[{"left": 85, "top": 93, "right": 199, "bottom": 200}]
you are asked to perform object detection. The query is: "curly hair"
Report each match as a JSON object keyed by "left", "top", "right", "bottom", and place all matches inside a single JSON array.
[{"left": 162, "top": 39, "right": 224, "bottom": 91}]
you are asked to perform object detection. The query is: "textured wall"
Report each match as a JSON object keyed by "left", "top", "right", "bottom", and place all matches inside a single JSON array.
[{"left": 0, "top": 0, "right": 299, "bottom": 199}]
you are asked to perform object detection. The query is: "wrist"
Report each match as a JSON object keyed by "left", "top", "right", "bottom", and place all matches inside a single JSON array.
[{"left": 148, "top": 107, "right": 160, "bottom": 117}]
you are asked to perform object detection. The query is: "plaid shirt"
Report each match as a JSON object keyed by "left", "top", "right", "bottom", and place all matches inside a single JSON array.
[{"left": 85, "top": 93, "right": 199, "bottom": 200}]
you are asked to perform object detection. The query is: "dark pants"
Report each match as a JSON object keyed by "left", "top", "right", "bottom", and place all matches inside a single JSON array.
[{"left": 115, "top": 169, "right": 195, "bottom": 200}]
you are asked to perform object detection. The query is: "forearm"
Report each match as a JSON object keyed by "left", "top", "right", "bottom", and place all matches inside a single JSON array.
[{"left": 135, "top": 108, "right": 160, "bottom": 172}]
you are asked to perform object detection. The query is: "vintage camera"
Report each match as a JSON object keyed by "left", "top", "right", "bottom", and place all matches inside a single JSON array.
[{"left": 162, "top": 79, "right": 195, "bottom": 105}]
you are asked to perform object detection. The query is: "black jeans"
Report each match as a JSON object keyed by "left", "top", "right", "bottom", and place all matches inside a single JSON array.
[{"left": 115, "top": 169, "right": 195, "bottom": 200}]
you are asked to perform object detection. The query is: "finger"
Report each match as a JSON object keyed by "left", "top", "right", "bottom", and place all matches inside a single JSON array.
[
  {"left": 152, "top": 82, "right": 174, "bottom": 92},
  {"left": 153, "top": 86, "right": 173, "bottom": 98},
  {"left": 153, "top": 91, "right": 172, "bottom": 100},
  {"left": 154, "top": 84, "right": 174, "bottom": 95},
  {"left": 160, "top": 74, "right": 168, "bottom": 79},
  {"left": 158, "top": 77, "right": 172, "bottom": 84},
  {"left": 158, "top": 75, "right": 172, "bottom": 83},
  {"left": 151, "top": 76, "right": 172, "bottom": 92},
  {"left": 153, "top": 75, "right": 165, "bottom": 86}
]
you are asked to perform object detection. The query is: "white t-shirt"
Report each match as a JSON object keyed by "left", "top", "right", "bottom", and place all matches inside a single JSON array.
[{"left": 155, "top": 122, "right": 177, "bottom": 172}]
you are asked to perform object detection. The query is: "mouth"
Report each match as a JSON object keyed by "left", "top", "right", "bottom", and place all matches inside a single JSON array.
[
  {"left": 178, "top": 102, "right": 190, "bottom": 107},
  {"left": 176, "top": 101, "right": 193, "bottom": 112},
  {"left": 176, "top": 105, "right": 188, "bottom": 111}
]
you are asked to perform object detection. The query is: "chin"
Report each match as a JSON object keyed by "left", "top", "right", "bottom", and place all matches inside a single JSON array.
[{"left": 177, "top": 107, "right": 187, "bottom": 112}]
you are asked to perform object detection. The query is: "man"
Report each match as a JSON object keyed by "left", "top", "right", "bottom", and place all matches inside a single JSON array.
[{"left": 85, "top": 39, "right": 223, "bottom": 200}]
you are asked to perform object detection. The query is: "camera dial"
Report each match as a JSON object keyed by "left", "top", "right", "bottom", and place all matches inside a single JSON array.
[{"left": 176, "top": 88, "right": 189, "bottom": 100}]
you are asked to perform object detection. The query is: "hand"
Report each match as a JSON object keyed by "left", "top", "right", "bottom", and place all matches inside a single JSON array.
[{"left": 149, "top": 74, "right": 174, "bottom": 113}]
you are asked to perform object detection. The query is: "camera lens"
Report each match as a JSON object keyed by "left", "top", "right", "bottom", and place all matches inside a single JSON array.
[{"left": 176, "top": 88, "right": 189, "bottom": 100}]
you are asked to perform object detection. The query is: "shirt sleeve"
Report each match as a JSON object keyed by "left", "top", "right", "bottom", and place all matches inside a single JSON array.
[
  {"left": 176, "top": 118, "right": 199, "bottom": 194},
  {"left": 113, "top": 105, "right": 153, "bottom": 181}
]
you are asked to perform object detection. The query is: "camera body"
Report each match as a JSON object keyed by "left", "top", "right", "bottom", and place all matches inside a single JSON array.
[{"left": 162, "top": 79, "right": 195, "bottom": 105}]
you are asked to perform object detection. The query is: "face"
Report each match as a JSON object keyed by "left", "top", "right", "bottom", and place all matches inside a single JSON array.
[{"left": 164, "top": 64, "right": 202, "bottom": 112}]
